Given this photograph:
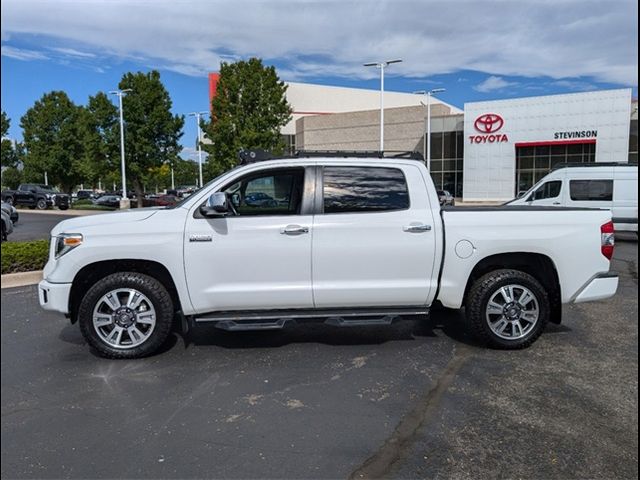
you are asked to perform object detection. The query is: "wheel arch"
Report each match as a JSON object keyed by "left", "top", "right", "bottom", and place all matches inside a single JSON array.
[
  {"left": 68, "top": 259, "right": 182, "bottom": 324},
  {"left": 464, "top": 252, "right": 562, "bottom": 324}
]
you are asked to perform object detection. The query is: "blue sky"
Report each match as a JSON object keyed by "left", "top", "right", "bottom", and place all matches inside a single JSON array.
[{"left": 1, "top": 0, "right": 637, "bottom": 157}]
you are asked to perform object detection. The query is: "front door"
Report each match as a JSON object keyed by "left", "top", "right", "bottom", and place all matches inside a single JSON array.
[
  {"left": 184, "top": 166, "right": 314, "bottom": 314},
  {"left": 311, "top": 164, "right": 438, "bottom": 308},
  {"left": 527, "top": 179, "right": 564, "bottom": 206}
]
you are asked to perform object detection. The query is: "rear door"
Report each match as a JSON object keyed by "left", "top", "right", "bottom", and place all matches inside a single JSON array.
[{"left": 311, "top": 163, "right": 438, "bottom": 308}]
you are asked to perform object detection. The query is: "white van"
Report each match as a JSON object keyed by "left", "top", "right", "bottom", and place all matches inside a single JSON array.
[{"left": 508, "top": 163, "right": 638, "bottom": 233}]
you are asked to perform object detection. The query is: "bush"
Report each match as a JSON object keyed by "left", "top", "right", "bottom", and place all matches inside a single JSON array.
[
  {"left": 1, "top": 239, "right": 50, "bottom": 274},
  {"left": 71, "top": 203, "right": 115, "bottom": 211}
]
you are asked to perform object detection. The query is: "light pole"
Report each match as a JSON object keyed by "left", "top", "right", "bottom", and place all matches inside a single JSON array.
[
  {"left": 110, "top": 88, "right": 132, "bottom": 208},
  {"left": 188, "top": 111, "right": 209, "bottom": 188},
  {"left": 414, "top": 88, "right": 446, "bottom": 171},
  {"left": 364, "top": 59, "right": 403, "bottom": 151}
]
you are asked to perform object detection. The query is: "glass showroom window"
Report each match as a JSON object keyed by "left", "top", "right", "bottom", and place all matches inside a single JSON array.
[
  {"left": 516, "top": 143, "right": 596, "bottom": 194},
  {"left": 428, "top": 130, "right": 464, "bottom": 198}
]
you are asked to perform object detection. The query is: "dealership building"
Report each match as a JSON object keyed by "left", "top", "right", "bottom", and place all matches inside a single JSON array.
[{"left": 208, "top": 74, "right": 636, "bottom": 201}]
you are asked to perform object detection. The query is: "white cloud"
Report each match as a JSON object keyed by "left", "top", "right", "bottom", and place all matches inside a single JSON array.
[
  {"left": 0, "top": 0, "right": 637, "bottom": 85},
  {"left": 474, "top": 76, "right": 517, "bottom": 93},
  {"left": 49, "top": 47, "right": 96, "bottom": 58},
  {"left": 1, "top": 45, "right": 48, "bottom": 61}
]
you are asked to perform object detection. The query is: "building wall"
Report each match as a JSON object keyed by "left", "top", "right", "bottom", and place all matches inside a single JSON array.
[
  {"left": 463, "top": 88, "right": 633, "bottom": 201},
  {"left": 296, "top": 104, "right": 452, "bottom": 152}
]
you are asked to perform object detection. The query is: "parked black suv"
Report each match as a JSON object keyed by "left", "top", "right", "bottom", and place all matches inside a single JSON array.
[{"left": 1, "top": 184, "right": 70, "bottom": 210}]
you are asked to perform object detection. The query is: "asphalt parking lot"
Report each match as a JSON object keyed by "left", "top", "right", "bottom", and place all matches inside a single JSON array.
[
  {"left": 1, "top": 236, "right": 637, "bottom": 479},
  {"left": 8, "top": 211, "right": 79, "bottom": 242}
]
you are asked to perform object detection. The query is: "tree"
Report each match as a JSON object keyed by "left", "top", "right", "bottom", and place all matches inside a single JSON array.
[
  {"left": 77, "top": 92, "right": 119, "bottom": 188},
  {"left": 20, "top": 92, "right": 85, "bottom": 192},
  {"left": 117, "top": 71, "right": 184, "bottom": 206},
  {"left": 1, "top": 111, "right": 19, "bottom": 169},
  {"left": 202, "top": 58, "right": 291, "bottom": 178}
]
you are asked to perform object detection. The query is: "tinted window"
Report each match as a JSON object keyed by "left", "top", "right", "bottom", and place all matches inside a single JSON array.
[
  {"left": 532, "top": 181, "right": 562, "bottom": 200},
  {"left": 570, "top": 180, "right": 613, "bottom": 201},
  {"left": 323, "top": 167, "right": 409, "bottom": 214},
  {"left": 223, "top": 168, "right": 304, "bottom": 216}
]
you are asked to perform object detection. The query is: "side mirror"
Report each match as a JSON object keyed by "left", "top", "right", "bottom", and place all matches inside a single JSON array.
[{"left": 200, "top": 192, "right": 232, "bottom": 217}]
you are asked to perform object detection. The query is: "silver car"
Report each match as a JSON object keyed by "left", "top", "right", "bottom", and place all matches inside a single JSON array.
[
  {"left": 1, "top": 201, "right": 19, "bottom": 224},
  {"left": 1, "top": 209, "right": 13, "bottom": 241}
]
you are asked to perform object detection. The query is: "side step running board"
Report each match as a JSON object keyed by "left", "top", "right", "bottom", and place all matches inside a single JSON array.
[{"left": 193, "top": 307, "right": 429, "bottom": 332}]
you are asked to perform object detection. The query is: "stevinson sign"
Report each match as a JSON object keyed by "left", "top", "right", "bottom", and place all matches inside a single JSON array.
[
  {"left": 553, "top": 130, "right": 598, "bottom": 140},
  {"left": 468, "top": 113, "right": 509, "bottom": 143}
]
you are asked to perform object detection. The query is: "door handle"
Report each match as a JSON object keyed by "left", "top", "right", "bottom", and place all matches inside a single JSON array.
[
  {"left": 281, "top": 225, "right": 309, "bottom": 235},
  {"left": 552, "top": 202, "right": 561, "bottom": 205},
  {"left": 403, "top": 223, "right": 432, "bottom": 233}
]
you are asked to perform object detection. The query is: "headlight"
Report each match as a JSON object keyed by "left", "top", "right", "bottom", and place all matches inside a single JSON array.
[{"left": 55, "top": 233, "right": 83, "bottom": 259}]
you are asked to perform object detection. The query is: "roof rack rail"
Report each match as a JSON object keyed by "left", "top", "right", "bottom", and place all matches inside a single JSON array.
[
  {"left": 293, "top": 150, "right": 425, "bottom": 161},
  {"left": 551, "top": 161, "right": 638, "bottom": 170},
  {"left": 238, "top": 148, "right": 275, "bottom": 165}
]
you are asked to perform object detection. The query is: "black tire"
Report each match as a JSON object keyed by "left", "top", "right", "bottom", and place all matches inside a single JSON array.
[
  {"left": 58, "top": 205, "right": 69, "bottom": 211},
  {"left": 465, "top": 269, "right": 550, "bottom": 349},
  {"left": 36, "top": 198, "right": 47, "bottom": 210},
  {"left": 78, "top": 272, "right": 174, "bottom": 359}
]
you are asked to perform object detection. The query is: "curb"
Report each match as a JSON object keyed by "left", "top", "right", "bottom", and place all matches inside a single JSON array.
[{"left": 1, "top": 270, "right": 43, "bottom": 289}]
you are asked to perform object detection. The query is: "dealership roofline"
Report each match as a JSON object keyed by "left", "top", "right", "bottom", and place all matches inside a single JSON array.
[{"left": 464, "top": 87, "right": 632, "bottom": 107}]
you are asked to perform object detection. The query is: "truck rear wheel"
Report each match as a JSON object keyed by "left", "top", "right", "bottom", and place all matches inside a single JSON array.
[
  {"left": 78, "top": 272, "right": 174, "bottom": 359},
  {"left": 466, "top": 269, "right": 549, "bottom": 349}
]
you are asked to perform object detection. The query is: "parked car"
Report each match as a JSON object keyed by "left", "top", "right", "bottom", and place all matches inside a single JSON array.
[
  {"left": 245, "top": 192, "right": 278, "bottom": 207},
  {"left": 436, "top": 190, "right": 455, "bottom": 206},
  {"left": 39, "top": 152, "right": 619, "bottom": 359},
  {"left": 507, "top": 162, "right": 638, "bottom": 233},
  {"left": 1, "top": 201, "right": 19, "bottom": 224},
  {"left": 143, "top": 194, "right": 178, "bottom": 207},
  {"left": 93, "top": 195, "right": 121, "bottom": 208},
  {"left": 1, "top": 209, "right": 13, "bottom": 242},
  {"left": 2, "top": 184, "right": 70, "bottom": 210},
  {"left": 75, "top": 190, "right": 95, "bottom": 201},
  {"left": 175, "top": 185, "right": 198, "bottom": 198}
]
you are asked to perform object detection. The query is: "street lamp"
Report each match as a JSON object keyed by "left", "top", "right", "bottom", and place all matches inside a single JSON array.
[
  {"left": 414, "top": 88, "right": 446, "bottom": 171},
  {"left": 364, "top": 59, "right": 403, "bottom": 151},
  {"left": 109, "top": 88, "right": 133, "bottom": 207},
  {"left": 188, "top": 111, "right": 209, "bottom": 188}
]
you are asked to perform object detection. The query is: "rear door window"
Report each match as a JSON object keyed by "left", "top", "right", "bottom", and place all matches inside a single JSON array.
[
  {"left": 322, "top": 166, "right": 410, "bottom": 214},
  {"left": 569, "top": 180, "right": 613, "bottom": 201}
]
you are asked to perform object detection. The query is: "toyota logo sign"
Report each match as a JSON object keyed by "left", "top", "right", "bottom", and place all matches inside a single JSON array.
[
  {"left": 469, "top": 113, "right": 509, "bottom": 144},
  {"left": 474, "top": 113, "right": 504, "bottom": 133}
]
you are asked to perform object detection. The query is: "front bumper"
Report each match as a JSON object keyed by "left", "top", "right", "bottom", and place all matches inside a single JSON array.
[
  {"left": 38, "top": 279, "right": 72, "bottom": 314},
  {"left": 573, "top": 272, "right": 619, "bottom": 303}
]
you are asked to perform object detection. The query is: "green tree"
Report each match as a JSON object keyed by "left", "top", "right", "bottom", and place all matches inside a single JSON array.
[
  {"left": 173, "top": 158, "right": 199, "bottom": 186},
  {"left": 20, "top": 92, "right": 85, "bottom": 192},
  {"left": 1, "top": 166, "right": 22, "bottom": 190},
  {"left": 202, "top": 58, "right": 291, "bottom": 178},
  {"left": 78, "top": 92, "right": 119, "bottom": 188},
  {"left": 117, "top": 70, "right": 184, "bottom": 206},
  {"left": 1, "top": 111, "right": 19, "bottom": 169}
]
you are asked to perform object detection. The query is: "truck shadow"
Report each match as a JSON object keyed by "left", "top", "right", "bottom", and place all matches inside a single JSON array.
[{"left": 179, "top": 307, "right": 485, "bottom": 351}]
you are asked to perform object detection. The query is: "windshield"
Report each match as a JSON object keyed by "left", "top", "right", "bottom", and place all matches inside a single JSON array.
[{"left": 39, "top": 185, "right": 60, "bottom": 193}]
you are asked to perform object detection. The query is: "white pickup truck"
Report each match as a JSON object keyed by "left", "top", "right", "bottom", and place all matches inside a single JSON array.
[{"left": 38, "top": 152, "right": 619, "bottom": 358}]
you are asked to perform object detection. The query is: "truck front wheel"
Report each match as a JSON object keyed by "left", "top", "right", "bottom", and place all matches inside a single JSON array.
[
  {"left": 466, "top": 269, "right": 550, "bottom": 349},
  {"left": 78, "top": 272, "right": 174, "bottom": 359},
  {"left": 36, "top": 198, "right": 48, "bottom": 210}
]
